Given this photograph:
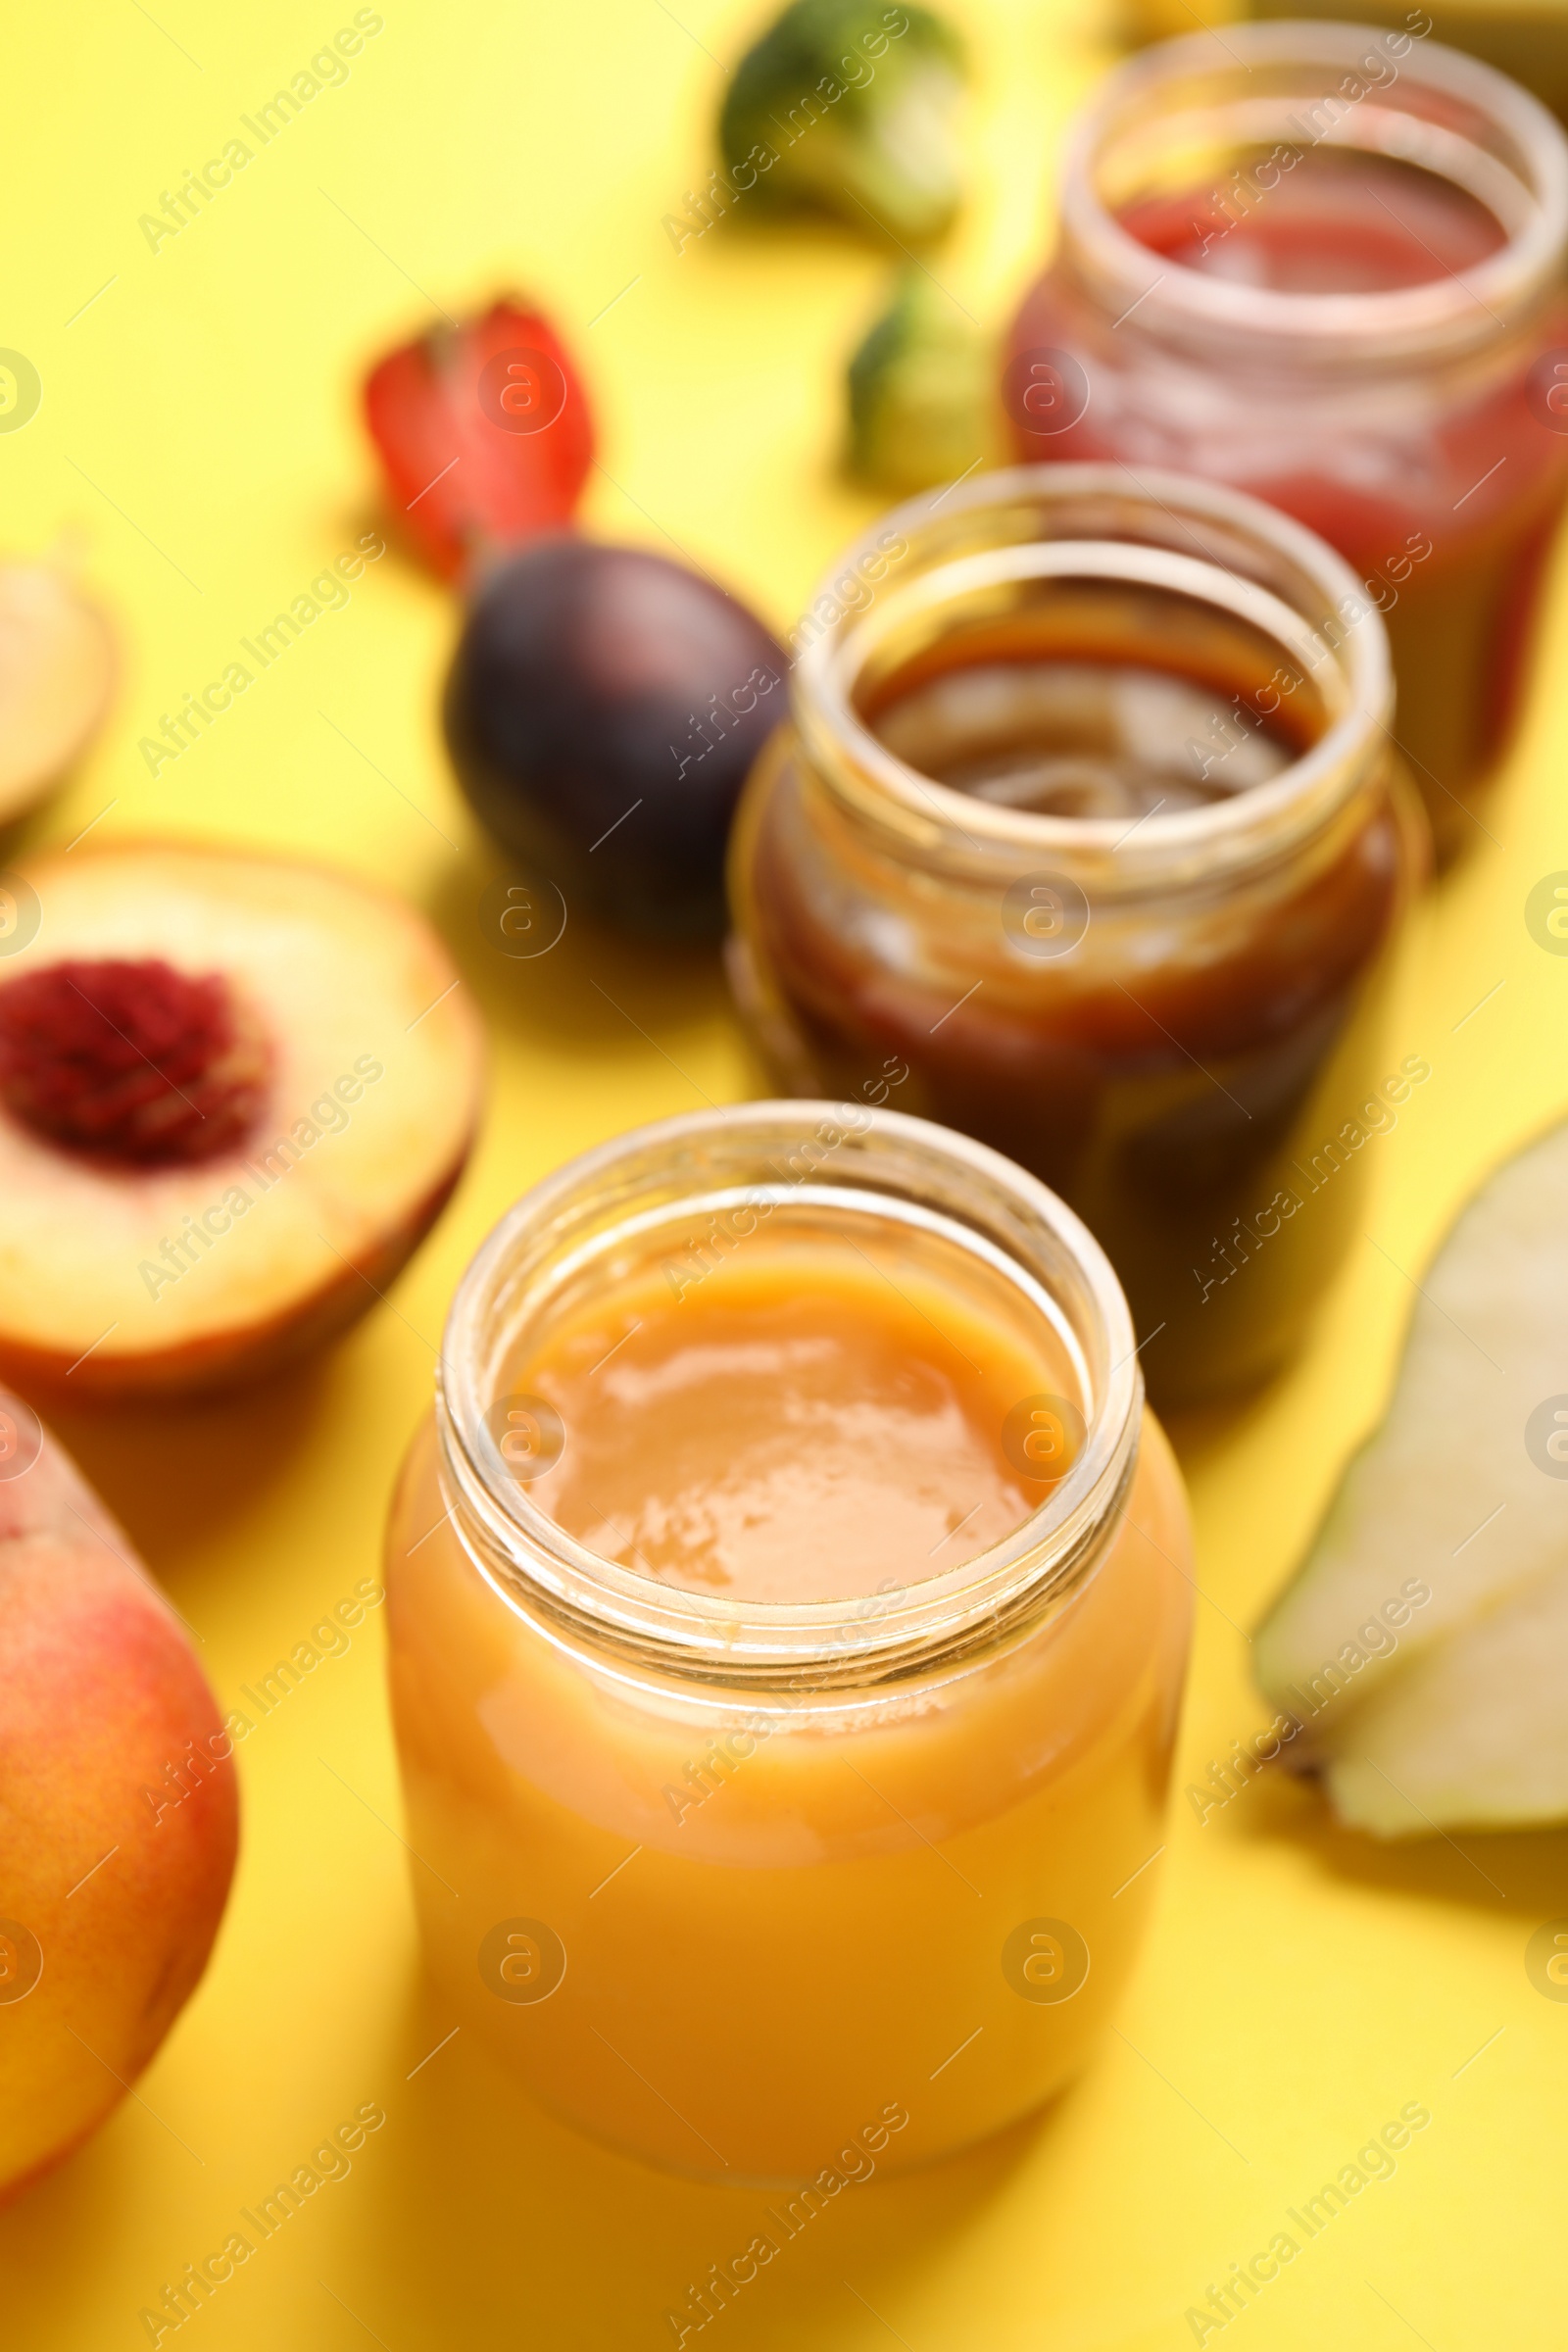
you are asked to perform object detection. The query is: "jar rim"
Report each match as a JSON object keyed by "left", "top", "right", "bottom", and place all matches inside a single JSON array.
[
  {"left": 791, "top": 462, "right": 1393, "bottom": 893},
  {"left": 435, "top": 1102, "right": 1144, "bottom": 1689},
  {"left": 1057, "top": 21, "right": 1568, "bottom": 362}
]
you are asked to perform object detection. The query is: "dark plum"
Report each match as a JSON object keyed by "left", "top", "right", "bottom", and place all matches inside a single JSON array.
[{"left": 444, "top": 538, "right": 788, "bottom": 938}]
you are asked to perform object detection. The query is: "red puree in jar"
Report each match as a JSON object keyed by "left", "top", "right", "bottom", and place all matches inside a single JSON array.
[
  {"left": 726, "top": 469, "right": 1427, "bottom": 1406},
  {"left": 1120, "top": 147, "right": 1504, "bottom": 290},
  {"left": 1007, "top": 29, "right": 1568, "bottom": 861}
]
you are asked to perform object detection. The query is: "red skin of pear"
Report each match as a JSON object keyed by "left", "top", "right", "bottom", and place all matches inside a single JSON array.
[
  {"left": 0, "top": 1392, "right": 238, "bottom": 2202},
  {"left": 363, "top": 297, "right": 594, "bottom": 582}
]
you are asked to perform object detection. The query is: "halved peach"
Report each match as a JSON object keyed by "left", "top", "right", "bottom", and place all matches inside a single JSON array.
[
  {"left": 0, "top": 842, "right": 483, "bottom": 1396},
  {"left": 0, "top": 562, "right": 116, "bottom": 829}
]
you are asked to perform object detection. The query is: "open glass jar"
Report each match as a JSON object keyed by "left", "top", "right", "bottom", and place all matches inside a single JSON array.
[
  {"left": 727, "top": 466, "right": 1427, "bottom": 1406},
  {"left": 1005, "top": 21, "right": 1568, "bottom": 860},
  {"left": 384, "top": 1103, "right": 1193, "bottom": 2183},
  {"left": 1123, "top": 0, "right": 1568, "bottom": 141}
]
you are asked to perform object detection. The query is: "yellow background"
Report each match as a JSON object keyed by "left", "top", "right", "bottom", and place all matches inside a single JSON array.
[{"left": 3, "top": 0, "right": 1566, "bottom": 2343}]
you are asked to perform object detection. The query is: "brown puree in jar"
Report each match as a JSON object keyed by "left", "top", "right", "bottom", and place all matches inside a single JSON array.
[
  {"left": 856, "top": 594, "right": 1328, "bottom": 813},
  {"left": 731, "top": 511, "right": 1426, "bottom": 1405}
]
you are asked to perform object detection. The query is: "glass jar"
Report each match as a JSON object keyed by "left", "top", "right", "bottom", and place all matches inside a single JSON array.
[
  {"left": 727, "top": 466, "right": 1427, "bottom": 1406},
  {"left": 1124, "top": 0, "right": 1568, "bottom": 138},
  {"left": 1005, "top": 21, "right": 1568, "bottom": 861},
  {"left": 384, "top": 1103, "right": 1193, "bottom": 2182}
]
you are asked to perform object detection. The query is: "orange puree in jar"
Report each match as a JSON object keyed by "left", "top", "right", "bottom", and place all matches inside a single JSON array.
[
  {"left": 508, "top": 1241, "right": 1078, "bottom": 1602},
  {"left": 385, "top": 1106, "right": 1195, "bottom": 2183}
]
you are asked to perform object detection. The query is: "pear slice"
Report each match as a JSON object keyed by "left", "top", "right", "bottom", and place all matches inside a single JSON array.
[
  {"left": 1254, "top": 1113, "right": 1568, "bottom": 1833},
  {"left": 1320, "top": 1565, "right": 1568, "bottom": 1835}
]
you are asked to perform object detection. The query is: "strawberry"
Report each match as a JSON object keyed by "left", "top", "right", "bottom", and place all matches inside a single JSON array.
[{"left": 363, "top": 297, "right": 594, "bottom": 582}]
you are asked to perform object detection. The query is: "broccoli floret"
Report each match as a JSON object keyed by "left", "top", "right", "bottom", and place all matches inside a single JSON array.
[
  {"left": 847, "top": 270, "right": 992, "bottom": 492},
  {"left": 719, "top": 0, "right": 966, "bottom": 243}
]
